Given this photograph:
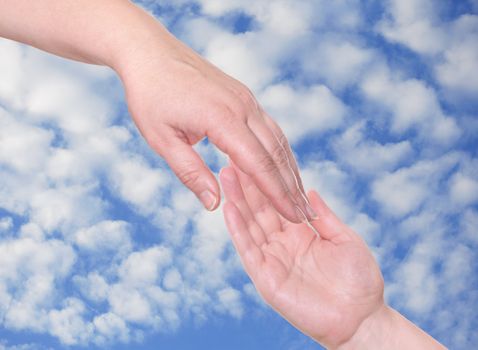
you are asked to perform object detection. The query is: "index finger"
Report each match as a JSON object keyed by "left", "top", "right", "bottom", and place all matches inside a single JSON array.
[
  {"left": 209, "top": 120, "right": 302, "bottom": 223},
  {"left": 262, "top": 112, "right": 305, "bottom": 195}
]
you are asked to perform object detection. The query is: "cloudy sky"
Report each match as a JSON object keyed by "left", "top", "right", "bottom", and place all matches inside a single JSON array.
[{"left": 0, "top": 0, "right": 477, "bottom": 349}]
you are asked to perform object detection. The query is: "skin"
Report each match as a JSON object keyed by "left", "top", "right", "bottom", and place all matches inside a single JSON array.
[
  {"left": 0, "top": 0, "right": 316, "bottom": 223},
  {"left": 220, "top": 165, "right": 447, "bottom": 349}
]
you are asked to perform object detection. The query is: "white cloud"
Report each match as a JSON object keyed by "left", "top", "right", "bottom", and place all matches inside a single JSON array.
[
  {"left": 0, "top": 342, "right": 51, "bottom": 350},
  {"left": 461, "top": 209, "right": 478, "bottom": 245},
  {"left": 93, "top": 312, "right": 130, "bottom": 344},
  {"left": 260, "top": 83, "right": 346, "bottom": 143},
  {"left": 361, "top": 65, "right": 461, "bottom": 144},
  {"left": 182, "top": 17, "right": 280, "bottom": 91},
  {"left": 302, "top": 160, "right": 358, "bottom": 221},
  {"left": 333, "top": 121, "right": 413, "bottom": 175},
  {"left": 0, "top": 238, "right": 75, "bottom": 284},
  {"left": 377, "top": 0, "right": 478, "bottom": 95},
  {"left": 348, "top": 213, "right": 381, "bottom": 246},
  {"left": 108, "top": 284, "right": 153, "bottom": 324},
  {"left": 29, "top": 185, "right": 105, "bottom": 234},
  {"left": 435, "top": 15, "right": 478, "bottom": 95},
  {"left": 215, "top": 287, "right": 243, "bottom": 319},
  {"left": 0, "top": 217, "right": 13, "bottom": 233},
  {"left": 0, "top": 108, "right": 53, "bottom": 173},
  {"left": 196, "top": 0, "right": 362, "bottom": 31},
  {"left": 46, "top": 126, "right": 131, "bottom": 184},
  {"left": 449, "top": 172, "right": 478, "bottom": 207},
  {"left": 390, "top": 238, "right": 440, "bottom": 314},
  {"left": 183, "top": 209, "right": 235, "bottom": 290},
  {"left": 377, "top": 0, "right": 446, "bottom": 55},
  {"left": 198, "top": 30, "right": 278, "bottom": 91},
  {"left": 118, "top": 246, "right": 172, "bottom": 287},
  {"left": 48, "top": 298, "right": 93, "bottom": 345},
  {"left": 301, "top": 37, "right": 376, "bottom": 89},
  {"left": 372, "top": 170, "right": 428, "bottom": 218},
  {"left": 301, "top": 160, "right": 380, "bottom": 245},
  {"left": 0, "top": 40, "right": 115, "bottom": 137},
  {"left": 162, "top": 268, "right": 183, "bottom": 291},
  {"left": 109, "top": 158, "right": 170, "bottom": 212},
  {"left": 74, "top": 220, "right": 132, "bottom": 254},
  {"left": 0, "top": 238, "right": 76, "bottom": 334},
  {"left": 74, "top": 272, "right": 110, "bottom": 303},
  {"left": 183, "top": 0, "right": 364, "bottom": 93},
  {"left": 371, "top": 153, "right": 460, "bottom": 218},
  {"left": 0, "top": 40, "right": 27, "bottom": 108},
  {"left": 442, "top": 244, "right": 473, "bottom": 297}
]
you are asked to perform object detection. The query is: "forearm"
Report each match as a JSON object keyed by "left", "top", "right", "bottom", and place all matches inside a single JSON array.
[
  {"left": 336, "top": 304, "right": 447, "bottom": 350},
  {"left": 0, "top": 0, "right": 172, "bottom": 72}
]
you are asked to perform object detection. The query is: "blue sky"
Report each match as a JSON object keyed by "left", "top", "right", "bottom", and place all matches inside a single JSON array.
[{"left": 0, "top": 0, "right": 477, "bottom": 349}]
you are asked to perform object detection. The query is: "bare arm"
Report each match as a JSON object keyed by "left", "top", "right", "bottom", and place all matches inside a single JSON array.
[
  {"left": 0, "top": 0, "right": 315, "bottom": 223},
  {"left": 0, "top": 0, "right": 147, "bottom": 66}
]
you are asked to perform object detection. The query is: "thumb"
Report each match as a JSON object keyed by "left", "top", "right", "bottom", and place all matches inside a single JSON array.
[
  {"left": 308, "top": 190, "right": 356, "bottom": 243},
  {"left": 159, "top": 134, "right": 220, "bottom": 211}
]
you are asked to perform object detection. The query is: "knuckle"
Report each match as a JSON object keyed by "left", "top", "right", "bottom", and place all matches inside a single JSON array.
[
  {"left": 236, "top": 85, "right": 258, "bottom": 111},
  {"left": 270, "top": 141, "right": 290, "bottom": 167},
  {"left": 213, "top": 101, "right": 246, "bottom": 124},
  {"left": 256, "top": 153, "right": 279, "bottom": 174},
  {"left": 177, "top": 167, "right": 202, "bottom": 188}
]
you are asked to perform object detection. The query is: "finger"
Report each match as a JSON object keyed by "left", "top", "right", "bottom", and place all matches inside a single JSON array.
[
  {"left": 220, "top": 166, "right": 268, "bottom": 247},
  {"left": 209, "top": 120, "right": 301, "bottom": 223},
  {"left": 223, "top": 201, "right": 265, "bottom": 279},
  {"left": 230, "top": 162, "right": 283, "bottom": 234},
  {"left": 262, "top": 112, "right": 305, "bottom": 195},
  {"left": 308, "top": 190, "right": 357, "bottom": 243},
  {"left": 248, "top": 113, "right": 317, "bottom": 221},
  {"left": 159, "top": 130, "right": 220, "bottom": 211}
]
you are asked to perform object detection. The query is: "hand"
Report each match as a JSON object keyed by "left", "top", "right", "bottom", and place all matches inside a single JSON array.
[
  {"left": 220, "top": 164, "right": 384, "bottom": 348},
  {"left": 0, "top": 0, "right": 314, "bottom": 223},
  {"left": 220, "top": 165, "right": 447, "bottom": 349},
  {"left": 114, "top": 19, "right": 315, "bottom": 223}
]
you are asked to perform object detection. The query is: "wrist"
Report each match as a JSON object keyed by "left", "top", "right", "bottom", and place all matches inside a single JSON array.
[
  {"left": 335, "top": 303, "right": 394, "bottom": 350},
  {"left": 105, "top": 2, "right": 178, "bottom": 80},
  {"left": 335, "top": 304, "right": 447, "bottom": 350}
]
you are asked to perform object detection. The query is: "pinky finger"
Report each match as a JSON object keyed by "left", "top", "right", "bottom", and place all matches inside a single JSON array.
[{"left": 223, "top": 201, "right": 264, "bottom": 279}]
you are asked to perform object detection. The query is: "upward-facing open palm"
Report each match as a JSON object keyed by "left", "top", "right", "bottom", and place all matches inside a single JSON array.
[{"left": 220, "top": 166, "right": 384, "bottom": 349}]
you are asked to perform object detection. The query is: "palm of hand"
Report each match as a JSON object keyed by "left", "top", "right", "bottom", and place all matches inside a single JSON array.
[{"left": 220, "top": 166, "right": 384, "bottom": 348}]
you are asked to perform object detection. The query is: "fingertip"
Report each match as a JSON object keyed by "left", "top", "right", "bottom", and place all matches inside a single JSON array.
[
  {"left": 306, "top": 189, "right": 355, "bottom": 243},
  {"left": 199, "top": 187, "right": 220, "bottom": 211},
  {"left": 161, "top": 135, "right": 220, "bottom": 212},
  {"left": 307, "top": 190, "right": 326, "bottom": 215},
  {"left": 307, "top": 190, "right": 317, "bottom": 203},
  {"left": 192, "top": 169, "right": 220, "bottom": 211}
]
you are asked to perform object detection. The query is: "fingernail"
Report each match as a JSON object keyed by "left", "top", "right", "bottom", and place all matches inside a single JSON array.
[
  {"left": 305, "top": 202, "right": 318, "bottom": 220},
  {"left": 199, "top": 190, "right": 217, "bottom": 211}
]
